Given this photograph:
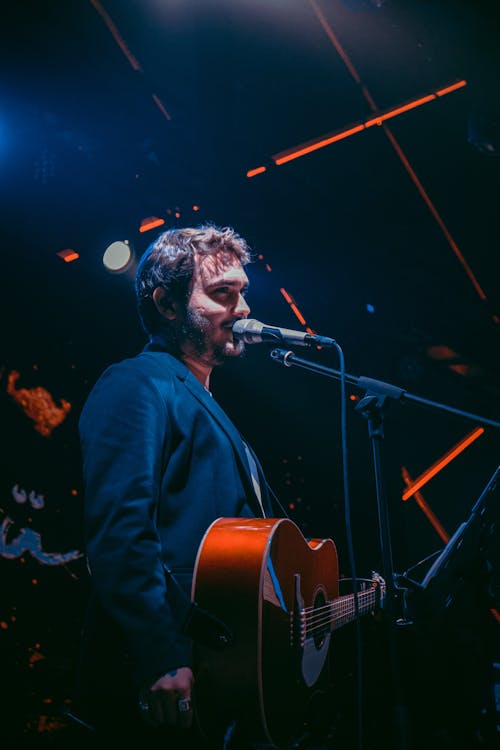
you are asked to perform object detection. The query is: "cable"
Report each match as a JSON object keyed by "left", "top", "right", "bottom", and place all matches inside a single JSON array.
[{"left": 333, "top": 340, "right": 363, "bottom": 750}]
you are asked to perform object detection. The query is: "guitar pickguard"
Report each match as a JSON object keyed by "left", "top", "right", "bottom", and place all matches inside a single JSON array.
[{"left": 302, "top": 633, "right": 331, "bottom": 688}]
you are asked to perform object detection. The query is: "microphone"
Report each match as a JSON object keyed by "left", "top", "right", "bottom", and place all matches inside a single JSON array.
[{"left": 232, "top": 319, "right": 336, "bottom": 348}]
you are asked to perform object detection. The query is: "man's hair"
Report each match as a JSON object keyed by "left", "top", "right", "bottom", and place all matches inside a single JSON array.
[{"left": 135, "top": 224, "right": 252, "bottom": 338}]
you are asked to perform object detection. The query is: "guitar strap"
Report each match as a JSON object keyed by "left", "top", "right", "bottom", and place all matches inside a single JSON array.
[
  {"left": 242, "top": 440, "right": 265, "bottom": 516},
  {"left": 163, "top": 563, "right": 233, "bottom": 650},
  {"left": 266, "top": 480, "right": 292, "bottom": 520}
]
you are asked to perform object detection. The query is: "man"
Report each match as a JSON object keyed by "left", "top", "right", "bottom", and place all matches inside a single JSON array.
[{"left": 71, "top": 224, "right": 274, "bottom": 748}]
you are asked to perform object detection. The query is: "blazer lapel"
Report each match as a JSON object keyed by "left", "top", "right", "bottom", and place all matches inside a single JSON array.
[
  {"left": 182, "top": 374, "right": 265, "bottom": 517},
  {"left": 143, "top": 342, "right": 266, "bottom": 517}
]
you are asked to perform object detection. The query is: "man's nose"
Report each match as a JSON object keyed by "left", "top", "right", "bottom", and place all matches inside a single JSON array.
[{"left": 235, "top": 294, "right": 250, "bottom": 317}]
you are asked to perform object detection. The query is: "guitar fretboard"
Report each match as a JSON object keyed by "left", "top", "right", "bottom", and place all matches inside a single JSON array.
[
  {"left": 299, "top": 587, "right": 379, "bottom": 642},
  {"left": 329, "top": 588, "right": 377, "bottom": 631}
]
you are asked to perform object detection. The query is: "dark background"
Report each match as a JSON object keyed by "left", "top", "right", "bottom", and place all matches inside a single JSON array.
[{"left": 1, "top": 0, "right": 499, "bottom": 745}]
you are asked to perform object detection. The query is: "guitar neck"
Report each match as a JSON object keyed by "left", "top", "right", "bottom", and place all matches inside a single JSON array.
[{"left": 329, "top": 587, "right": 378, "bottom": 631}]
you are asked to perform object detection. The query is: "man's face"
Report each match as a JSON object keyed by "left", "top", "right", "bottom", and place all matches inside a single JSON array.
[{"left": 180, "top": 252, "right": 250, "bottom": 366}]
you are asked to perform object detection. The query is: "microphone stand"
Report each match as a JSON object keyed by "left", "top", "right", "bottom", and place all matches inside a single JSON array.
[{"left": 269, "top": 347, "right": 500, "bottom": 750}]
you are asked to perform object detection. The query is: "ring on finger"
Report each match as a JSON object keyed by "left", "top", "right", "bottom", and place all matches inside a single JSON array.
[{"left": 177, "top": 697, "right": 192, "bottom": 713}]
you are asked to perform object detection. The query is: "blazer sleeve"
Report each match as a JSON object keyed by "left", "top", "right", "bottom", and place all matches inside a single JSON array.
[{"left": 79, "top": 360, "right": 190, "bottom": 688}]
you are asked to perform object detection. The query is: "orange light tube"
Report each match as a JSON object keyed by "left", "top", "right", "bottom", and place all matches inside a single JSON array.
[
  {"left": 140, "top": 217, "right": 165, "bottom": 233},
  {"left": 402, "top": 427, "right": 485, "bottom": 501},
  {"left": 274, "top": 125, "right": 365, "bottom": 165},
  {"left": 364, "top": 95, "right": 435, "bottom": 128},
  {"left": 152, "top": 94, "right": 172, "bottom": 122},
  {"left": 382, "top": 126, "right": 488, "bottom": 303},
  {"left": 401, "top": 466, "right": 449, "bottom": 543},
  {"left": 246, "top": 166, "right": 267, "bottom": 178},
  {"left": 272, "top": 81, "right": 466, "bottom": 166},
  {"left": 57, "top": 249, "right": 79, "bottom": 263},
  {"left": 91, "top": 0, "right": 142, "bottom": 71},
  {"left": 309, "top": 1, "right": 488, "bottom": 313},
  {"left": 436, "top": 80, "right": 467, "bottom": 97},
  {"left": 290, "top": 304, "right": 307, "bottom": 326},
  {"left": 280, "top": 288, "right": 293, "bottom": 304}
]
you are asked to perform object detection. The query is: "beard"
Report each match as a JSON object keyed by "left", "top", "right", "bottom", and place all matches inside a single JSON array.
[{"left": 180, "top": 307, "right": 245, "bottom": 366}]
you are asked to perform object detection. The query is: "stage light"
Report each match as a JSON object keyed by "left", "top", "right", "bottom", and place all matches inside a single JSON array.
[
  {"left": 57, "top": 248, "right": 79, "bottom": 263},
  {"left": 139, "top": 216, "right": 165, "bottom": 233},
  {"left": 246, "top": 166, "right": 267, "bottom": 178},
  {"left": 103, "top": 240, "right": 134, "bottom": 273},
  {"left": 268, "top": 80, "right": 466, "bottom": 167}
]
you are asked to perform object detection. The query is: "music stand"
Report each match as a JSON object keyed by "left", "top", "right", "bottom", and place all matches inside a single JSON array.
[
  {"left": 414, "top": 463, "right": 500, "bottom": 626},
  {"left": 402, "top": 465, "right": 500, "bottom": 747}
]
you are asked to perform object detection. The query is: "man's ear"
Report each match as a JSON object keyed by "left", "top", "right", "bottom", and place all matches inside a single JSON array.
[{"left": 152, "top": 287, "right": 177, "bottom": 320}]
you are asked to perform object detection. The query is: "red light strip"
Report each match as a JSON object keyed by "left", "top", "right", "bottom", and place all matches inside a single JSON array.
[
  {"left": 246, "top": 166, "right": 267, "bottom": 178},
  {"left": 90, "top": 0, "right": 142, "bottom": 71},
  {"left": 382, "top": 127, "right": 488, "bottom": 302},
  {"left": 91, "top": 1, "right": 172, "bottom": 122},
  {"left": 436, "top": 81, "right": 467, "bottom": 97},
  {"left": 57, "top": 249, "right": 79, "bottom": 263},
  {"left": 152, "top": 94, "right": 172, "bottom": 122},
  {"left": 401, "top": 427, "right": 485, "bottom": 501},
  {"left": 278, "top": 288, "right": 309, "bottom": 327},
  {"left": 272, "top": 84, "right": 465, "bottom": 166},
  {"left": 139, "top": 217, "right": 165, "bottom": 233},
  {"left": 309, "top": 0, "right": 361, "bottom": 84},
  {"left": 290, "top": 304, "right": 307, "bottom": 326},
  {"left": 273, "top": 125, "right": 365, "bottom": 165},
  {"left": 308, "top": 0, "right": 493, "bottom": 320},
  {"left": 364, "top": 95, "right": 436, "bottom": 127},
  {"left": 401, "top": 466, "right": 449, "bottom": 543}
]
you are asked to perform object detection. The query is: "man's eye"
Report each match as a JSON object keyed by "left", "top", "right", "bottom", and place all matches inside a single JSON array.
[{"left": 213, "top": 287, "right": 230, "bottom": 295}]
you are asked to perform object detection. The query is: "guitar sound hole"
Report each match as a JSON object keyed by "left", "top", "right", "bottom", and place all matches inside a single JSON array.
[{"left": 312, "top": 590, "right": 328, "bottom": 649}]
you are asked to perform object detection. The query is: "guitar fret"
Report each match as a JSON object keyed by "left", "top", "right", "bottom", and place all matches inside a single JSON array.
[
  {"left": 291, "top": 575, "right": 385, "bottom": 645},
  {"left": 299, "top": 586, "right": 379, "bottom": 641}
]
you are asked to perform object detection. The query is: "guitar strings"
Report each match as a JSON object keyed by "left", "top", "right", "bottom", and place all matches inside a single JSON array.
[
  {"left": 301, "top": 585, "right": 379, "bottom": 615},
  {"left": 290, "top": 585, "right": 381, "bottom": 640},
  {"left": 301, "top": 591, "right": 377, "bottom": 636},
  {"left": 304, "top": 604, "right": 375, "bottom": 632},
  {"left": 302, "top": 589, "right": 376, "bottom": 617}
]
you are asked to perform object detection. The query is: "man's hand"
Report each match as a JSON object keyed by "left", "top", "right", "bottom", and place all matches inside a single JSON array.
[{"left": 140, "top": 666, "right": 194, "bottom": 728}]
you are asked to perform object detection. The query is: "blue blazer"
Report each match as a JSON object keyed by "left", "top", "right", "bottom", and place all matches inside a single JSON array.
[{"left": 75, "top": 344, "right": 273, "bottom": 722}]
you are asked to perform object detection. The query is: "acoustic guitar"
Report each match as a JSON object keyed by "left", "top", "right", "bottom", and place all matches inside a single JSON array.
[{"left": 191, "top": 517, "right": 385, "bottom": 748}]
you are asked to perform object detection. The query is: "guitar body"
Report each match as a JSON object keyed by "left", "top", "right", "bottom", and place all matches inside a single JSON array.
[{"left": 191, "top": 517, "right": 339, "bottom": 747}]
